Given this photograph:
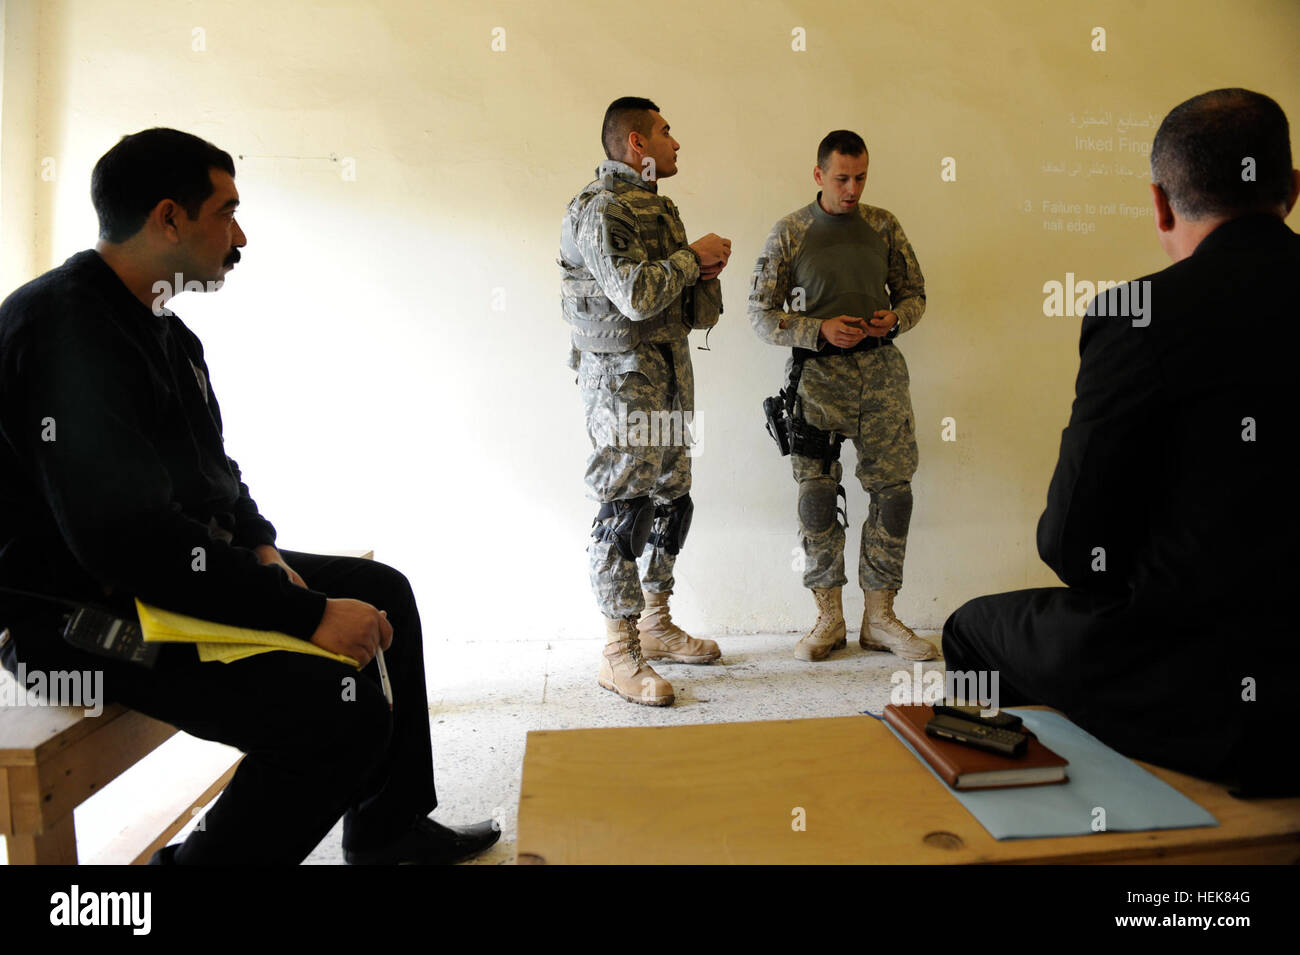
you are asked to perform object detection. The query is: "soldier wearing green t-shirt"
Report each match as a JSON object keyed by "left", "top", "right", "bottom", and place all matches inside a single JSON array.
[{"left": 749, "top": 130, "right": 936, "bottom": 662}]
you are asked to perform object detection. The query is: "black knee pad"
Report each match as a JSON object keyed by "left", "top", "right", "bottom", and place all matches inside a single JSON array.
[
  {"left": 877, "top": 485, "right": 913, "bottom": 537},
  {"left": 649, "top": 494, "right": 693, "bottom": 556},
  {"left": 592, "top": 496, "right": 654, "bottom": 561},
  {"left": 797, "top": 478, "right": 845, "bottom": 535}
]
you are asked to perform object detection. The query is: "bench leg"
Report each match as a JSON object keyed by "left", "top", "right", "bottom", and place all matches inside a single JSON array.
[{"left": 7, "top": 813, "right": 78, "bottom": 864}]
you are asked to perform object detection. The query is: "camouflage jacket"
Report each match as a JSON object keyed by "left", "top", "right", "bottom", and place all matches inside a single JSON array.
[{"left": 560, "top": 160, "right": 721, "bottom": 370}]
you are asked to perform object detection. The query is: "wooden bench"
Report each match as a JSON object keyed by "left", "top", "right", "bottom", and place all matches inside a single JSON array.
[
  {"left": 0, "top": 668, "right": 241, "bottom": 865},
  {"left": 517, "top": 712, "right": 1300, "bottom": 864}
]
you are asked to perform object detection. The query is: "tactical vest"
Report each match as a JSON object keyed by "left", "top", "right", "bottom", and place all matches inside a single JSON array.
[{"left": 559, "top": 168, "right": 691, "bottom": 354}]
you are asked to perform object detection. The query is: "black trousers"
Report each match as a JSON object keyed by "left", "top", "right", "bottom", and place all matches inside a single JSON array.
[
  {"left": 1, "top": 550, "right": 437, "bottom": 864},
  {"left": 942, "top": 586, "right": 1294, "bottom": 795}
]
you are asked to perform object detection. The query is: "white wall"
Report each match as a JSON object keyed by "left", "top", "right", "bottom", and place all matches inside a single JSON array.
[
  {"left": 3, "top": 0, "right": 1298, "bottom": 640},
  {"left": 1, "top": 0, "right": 40, "bottom": 285}
]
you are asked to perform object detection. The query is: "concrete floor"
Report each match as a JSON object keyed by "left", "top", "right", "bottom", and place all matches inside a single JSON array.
[{"left": 303, "top": 629, "right": 944, "bottom": 865}]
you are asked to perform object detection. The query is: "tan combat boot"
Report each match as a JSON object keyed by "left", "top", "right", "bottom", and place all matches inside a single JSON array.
[
  {"left": 598, "top": 616, "right": 675, "bottom": 706},
  {"left": 860, "top": 590, "right": 937, "bottom": 660},
  {"left": 637, "top": 590, "right": 721, "bottom": 664},
  {"left": 795, "top": 586, "right": 847, "bottom": 661}
]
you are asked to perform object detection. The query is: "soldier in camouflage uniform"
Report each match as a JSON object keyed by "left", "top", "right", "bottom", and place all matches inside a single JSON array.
[
  {"left": 560, "top": 97, "right": 732, "bottom": 705},
  {"left": 749, "top": 130, "right": 937, "bottom": 662}
]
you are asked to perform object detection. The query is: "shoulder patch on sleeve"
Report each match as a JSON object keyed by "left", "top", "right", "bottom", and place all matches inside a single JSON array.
[{"left": 600, "top": 202, "right": 638, "bottom": 255}]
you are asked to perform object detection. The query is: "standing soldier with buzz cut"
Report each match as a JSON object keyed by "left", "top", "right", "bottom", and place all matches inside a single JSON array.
[
  {"left": 560, "top": 96, "right": 732, "bottom": 706},
  {"left": 750, "top": 129, "right": 936, "bottom": 663}
]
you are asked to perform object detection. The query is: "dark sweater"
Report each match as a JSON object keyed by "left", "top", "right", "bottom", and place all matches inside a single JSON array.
[{"left": 0, "top": 250, "right": 326, "bottom": 640}]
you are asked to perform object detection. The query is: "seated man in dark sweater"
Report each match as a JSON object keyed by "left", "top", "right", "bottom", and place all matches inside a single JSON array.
[
  {"left": 0, "top": 128, "right": 499, "bottom": 863},
  {"left": 943, "top": 89, "right": 1299, "bottom": 796}
]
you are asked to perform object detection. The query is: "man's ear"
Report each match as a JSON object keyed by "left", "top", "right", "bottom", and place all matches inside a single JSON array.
[
  {"left": 1286, "top": 168, "right": 1300, "bottom": 215},
  {"left": 813, "top": 165, "right": 824, "bottom": 188},
  {"left": 1149, "top": 183, "right": 1176, "bottom": 233},
  {"left": 149, "top": 199, "right": 184, "bottom": 244},
  {"left": 625, "top": 131, "right": 644, "bottom": 163}
]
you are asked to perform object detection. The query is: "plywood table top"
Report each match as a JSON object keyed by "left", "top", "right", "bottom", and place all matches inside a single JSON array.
[{"left": 516, "top": 714, "right": 1300, "bottom": 865}]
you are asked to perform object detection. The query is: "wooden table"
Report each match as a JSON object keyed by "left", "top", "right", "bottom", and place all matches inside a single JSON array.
[{"left": 516, "top": 714, "right": 1300, "bottom": 864}]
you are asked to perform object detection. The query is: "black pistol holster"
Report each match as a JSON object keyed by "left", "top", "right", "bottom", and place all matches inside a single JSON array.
[{"left": 763, "top": 350, "right": 845, "bottom": 476}]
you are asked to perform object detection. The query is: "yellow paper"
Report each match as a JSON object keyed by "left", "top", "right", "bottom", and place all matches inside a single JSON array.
[{"left": 135, "top": 600, "right": 360, "bottom": 669}]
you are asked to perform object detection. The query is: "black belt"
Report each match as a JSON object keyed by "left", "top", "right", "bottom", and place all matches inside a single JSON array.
[{"left": 793, "top": 336, "right": 892, "bottom": 364}]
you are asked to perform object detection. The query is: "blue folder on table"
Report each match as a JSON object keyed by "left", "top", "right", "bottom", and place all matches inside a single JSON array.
[{"left": 876, "top": 708, "right": 1218, "bottom": 840}]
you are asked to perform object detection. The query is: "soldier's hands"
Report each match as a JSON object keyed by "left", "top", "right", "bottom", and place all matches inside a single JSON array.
[
  {"left": 820, "top": 316, "right": 869, "bottom": 347},
  {"left": 699, "top": 262, "right": 725, "bottom": 280},
  {"left": 689, "top": 233, "right": 732, "bottom": 270},
  {"left": 311, "top": 598, "right": 395, "bottom": 668},
  {"left": 866, "top": 310, "right": 898, "bottom": 337}
]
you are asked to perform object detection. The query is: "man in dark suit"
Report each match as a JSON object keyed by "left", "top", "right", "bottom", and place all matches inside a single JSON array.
[
  {"left": 0, "top": 128, "right": 500, "bottom": 862},
  {"left": 943, "top": 89, "right": 1299, "bottom": 795}
]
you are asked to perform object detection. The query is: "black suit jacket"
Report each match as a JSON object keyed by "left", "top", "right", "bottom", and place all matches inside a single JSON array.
[
  {"left": 1027, "top": 214, "right": 1296, "bottom": 788},
  {"left": 1038, "top": 214, "right": 1295, "bottom": 614}
]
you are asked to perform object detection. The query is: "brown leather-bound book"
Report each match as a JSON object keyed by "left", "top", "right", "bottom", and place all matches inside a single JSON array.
[{"left": 883, "top": 704, "right": 1069, "bottom": 791}]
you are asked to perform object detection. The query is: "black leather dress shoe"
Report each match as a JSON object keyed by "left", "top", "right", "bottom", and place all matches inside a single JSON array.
[{"left": 343, "top": 818, "right": 501, "bottom": 865}]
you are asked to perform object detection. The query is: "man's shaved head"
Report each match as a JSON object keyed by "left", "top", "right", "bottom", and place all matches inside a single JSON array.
[
  {"left": 1151, "top": 88, "right": 1292, "bottom": 220},
  {"left": 602, "top": 96, "right": 660, "bottom": 161}
]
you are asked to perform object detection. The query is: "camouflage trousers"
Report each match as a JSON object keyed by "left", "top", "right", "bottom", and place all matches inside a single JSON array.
[
  {"left": 791, "top": 344, "right": 917, "bottom": 592},
  {"left": 578, "top": 341, "right": 694, "bottom": 619}
]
